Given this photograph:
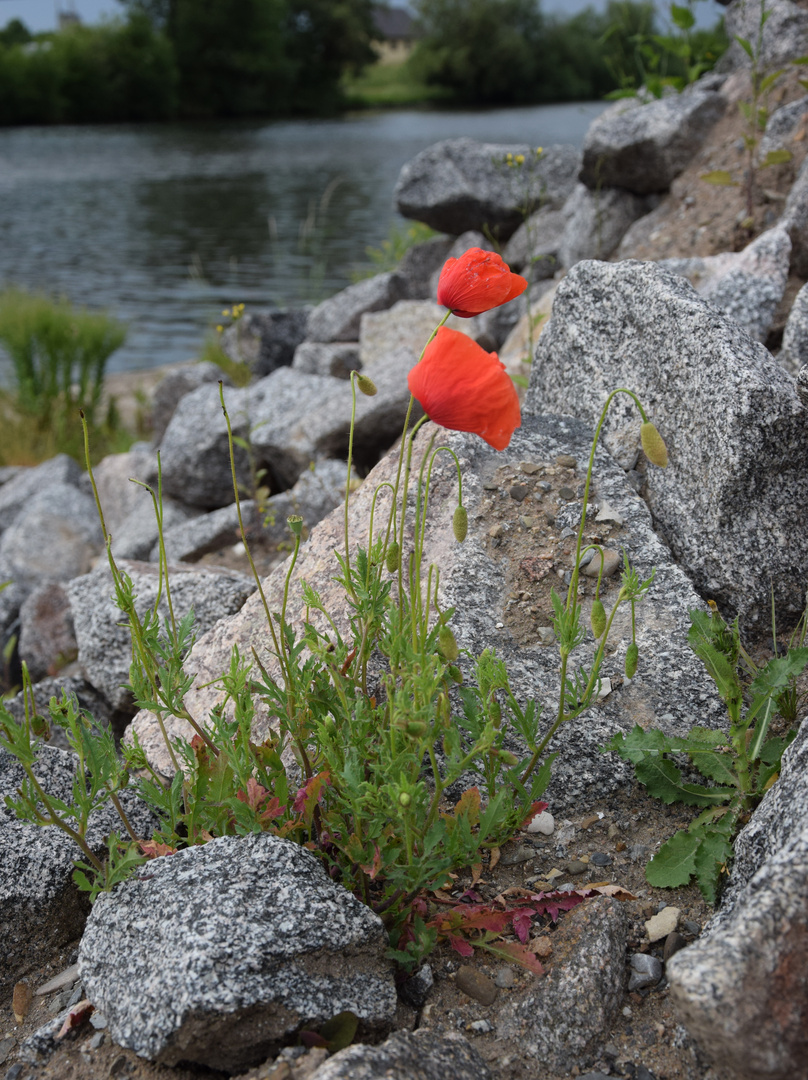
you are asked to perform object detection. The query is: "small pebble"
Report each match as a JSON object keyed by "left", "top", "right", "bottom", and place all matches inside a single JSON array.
[
  {"left": 509, "top": 484, "right": 530, "bottom": 502},
  {"left": 595, "top": 502, "right": 624, "bottom": 525},
  {"left": 468, "top": 1019, "right": 492, "bottom": 1034},
  {"left": 581, "top": 548, "right": 621, "bottom": 578},
  {"left": 0, "top": 1040, "right": 15, "bottom": 1067},
  {"left": 531, "top": 936, "right": 552, "bottom": 957},
  {"left": 12, "top": 983, "right": 31, "bottom": 1024},
  {"left": 580, "top": 813, "right": 601, "bottom": 830},
  {"left": 495, "top": 966, "right": 516, "bottom": 988},
  {"left": 628, "top": 953, "right": 663, "bottom": 991},
  {"left": 399, "top": 963, "right": 434, "bottom": 1008},
  {"left": 488, "top": 523, "right": 504, "bottom": 538},
  {"left": 663, "top": 931, "right": 688, "bottom": 962},
  {"left": 5, "top": 1065, "right": 23, "bottom": 1080},
  {"left": 536, "top": 626, "right": 555, "bottom": 646},
  {"left": 520, "top": 462, "right": 541, "bottom": 475},
  {"left": 456, "top": 966, "right": 498, "bottom": 1006},
  {"left": 483, "top": 481, "right": 498, "bottom": 490},
  {"left": 683, "top": 919, "right": 701, "bottom": 936},
  {"left": 607, "top": 823, "right": 620, "bottom": 839},
  {"left": 623, "top": 1005, "right": 633, "bottom": 1017},
  {"left": 556, "top": 454, "right": 577, "bottom": 469},
  {"left": 526, "top": 810, "right": 555, "bottom": 835},
  {"left": 90, "top": 1012, "right": 108, "bottom": 1030},
  {"left": 590, "top": 851, "right": 612, "bottom": 867},
  {"left": 89, "top": 1031, "right": 106, "bottom": 1050},
  {"left": 565, "top": 859, "right": 588, "bottom": 875},
  {"left": 500, "top": 844, "right": 536, "bottom": 866},
  {"left": 645, "top": 905, "right": 680, "bottom": 943},
  {"left": 558, "top": 486, "right": 575, "bottom": 500}
]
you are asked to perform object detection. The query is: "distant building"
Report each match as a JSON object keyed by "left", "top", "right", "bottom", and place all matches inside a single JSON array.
[
  {"left": 372, "top": 6, "right": 417, "bottom": 65},
  {"left": 57, "top": 4, "right": 82, "bottom": 30}
]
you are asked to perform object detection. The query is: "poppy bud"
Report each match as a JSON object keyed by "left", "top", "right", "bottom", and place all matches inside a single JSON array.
[
  {"left": 31, "top": 714, "right": 49, "bottom": 739},
  {"left": 399, "top": 791, "right": 411, "bottom": 807},
  {"left": 447, "top": 664, "right": 463, "bottom": 684},
  {"left": 385, "top": 541, "right": 401, "bottom": 572},
  {"left": 489, "top": 700, "right": 502, "bottom": 724},
  {"left": 497, "top": 749, "right": 519, "bottom": 766},
  {"left": 453, "top": 505, "right": 468, "bottom": 543},
  {"left": 355, "top": 373, "right": 377, "bottom": 397},
  {"left": 640, "top": 422, "right": 668, "bottom": 468},
  {"left": 406, "top": 721, "right": 427, "bottom": 737},
  {"left": 438, "top": 626, "right": 459, "bottom": 662},
  {"left": 590, "top": 599, "right": 607, "bottom": 638},
  {"left": 625, "top": 642, "right": 639, "bottom": 679},
  {"left": 287, "top": 515, "right": 303, "bottom": 537}
]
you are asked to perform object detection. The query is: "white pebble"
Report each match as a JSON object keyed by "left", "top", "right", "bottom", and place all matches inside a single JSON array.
[{"left": 526, "top": 810, "right": 555, "bottom": 835}]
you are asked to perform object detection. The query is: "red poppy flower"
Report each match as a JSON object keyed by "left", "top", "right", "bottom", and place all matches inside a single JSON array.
[
  {"left": 437, "top": 248, "right": 527, "bottom": 318},
  {"left": 408, "top": 327, "right": 521, "bottom": 451}
]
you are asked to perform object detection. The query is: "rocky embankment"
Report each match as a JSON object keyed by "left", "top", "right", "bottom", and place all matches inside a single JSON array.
[{"left": 4, "top": 1, "right": 808, "bottom": 1078}]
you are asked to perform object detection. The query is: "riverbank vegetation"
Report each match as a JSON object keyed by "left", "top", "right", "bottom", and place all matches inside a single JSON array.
[{"left": 0, "top": 0, "right": 727, "bottom": 125}]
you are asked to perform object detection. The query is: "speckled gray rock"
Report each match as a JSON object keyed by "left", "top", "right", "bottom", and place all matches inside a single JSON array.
[
  {"left": 359, "top": 301, "right": 483, "bottom": 371},
  {"left": 18, "top": 582, "right": 76, "bottom": 682},
  {"left": 503, "top": 205, "right": 568, "bottom": 281},
  {"left": 397, "top": 234, "right": 455, "bottom": 299},
  {"left": 781, "top": 151, "right": 808, "bottom": 276},
  {"left": 159, "top": 382, "right": 251, "bottom": 510},
  {"left": 307, "top": 272, "right": 409, "bottom": 343},
  {"left": 779, "top": 280, "right": 808, "bottom": 373},
  {"left": 0, "top": 454, "right": 82, "bottom": 533},
  {"left": 0, "top": 743, "right": 154, "bottom": 997},
  {"left": 720, "top": 0, "right": 808, "bottom": 73},
  {"left": 292, "top": 342, "right": 360, "bottom": 379},
  {"left": 110, "top": 496, "right": 200, "bottom": 562},
  {"left": 68, "top": 560, "right": 254, "bottom": 710},
  {"left": 309, "top": 1030, "right": 493, "bottom": 1080},
  {"left": 394, "top": 139, "right": 581, "bottom": 239},
  {"left": 558, "top": 184, "right": 651, "bottom": 268},
  {"left": 495, "top": 897, "right": 627, "bottom": 1070},
  {"left": 150, "top": 362, "right": 227, "bottom": 446},
  {"left": 0, "top": 482, "right": 103, "bottom": 583},
  {"left": 525, "top": 259, "right": 808, "bottom": 624},
  {"left": 758, "top": 94, "right": 808, "bottom": 163},
  {"left": 659, "top": 226, "right": 791, "bottom": 342},
  {"left": 220, "top": 309, "right": 310, "bottom": 377},
  {"left": 130, "top": 413, "right": 724, "bottom": 804},
  {"left": 157, "top": 460, "right": 348, "bottom": 563},
  {"left": 668, "top": 721, "right": 808, "bottom": 1078},
  {"left": 580, "top": 85, "right": 725, "bottom": 194},
  {"left": 90, "top": 444, "right": 157, "bottom": 537},
  {"left": 78, "top": 832, "right": 396, "bottom": 1069}
]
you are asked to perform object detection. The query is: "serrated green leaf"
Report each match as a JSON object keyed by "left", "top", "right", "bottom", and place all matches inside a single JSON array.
[
  {"left": 692, "top": 829, "right": 733, "bottom": 904},
  {"left": 747, "top": 648, "right": 808, "bottom": 726},
  {"left": 646, "top": 829, "right": 699, "bottom": 888},
  {"left": 604, "top": 724, "right": 674, "bottom": 764},
  {"left": 635, "top": 756, "right": 734, "bottom": 806}
]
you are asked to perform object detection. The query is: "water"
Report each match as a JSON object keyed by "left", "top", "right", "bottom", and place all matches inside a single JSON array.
[{"left": 0, "top": 101, "right": 606, "bottom": 374}]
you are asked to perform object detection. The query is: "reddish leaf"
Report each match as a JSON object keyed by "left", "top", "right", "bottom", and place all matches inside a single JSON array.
[
  {"left": 493, "top": 940, "right": 545, "bottom": 975},
  {"left": 519, "top": 800, "right": 549, "bottom": 829},
  {"left": 56, "top": 1000, "right": 94, "bottom": 1039},
  {"left": 299, "top": 1030, "right": 329, "bottom": 1049},
  {"left": 450, "top": 786, "right": 481, "bottom": 827},
  {"left": 512, "top": 909, "right": 534, "bottom": 944},
  {"left": 138, "top": 841, "right": 177, "bottom": 859},
  {"left": 360, "top": 844, "right": 383, "bottom": 881},
  {"left": 236, "top": 778, "right": 269, "bottom": 811},
  {"left": 293, "top": 771, "right": 330, "bottom": 825},
  {"left": 446, "top": 933, "right": 475, "bottom": 958}
]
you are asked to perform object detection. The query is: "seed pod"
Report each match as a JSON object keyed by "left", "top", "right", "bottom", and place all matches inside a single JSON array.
[
  {"left": 447, "top": 664, "right": 463, "bottom": 684},
  {"left": 287, "top": 514, "right": 303, "bottom": 537},
  {"left": 453, "top": 505, "right": 468, "bottom": 542},
  {"left": 498, "top": 750, "right": 519, "bottom": 767},
  {"left": 625, "top": 642, "right": 639, "bottom": 679},
  {"left": 398, "top": 791, "right": 412, "bottom": 807},
  {"left": 385, "top": 541, "right": 401, "bottom": 572},
  {"left": 590, "top": 598, "right": 607, "bottom": 638},
  {"left": 406, "top": 720, "right": 427, "bottom": 737},
  {"left": 355, "top": 373, "right": 378, "bottom": 397},
  {"left": 640, "top": 422, "right": 668, "bottom": 468},
  {"left": 30, "top": 713, "right": 49, "bottom": 739},
  {"left": 489, "top": 700, "right": 502, "bottom": 725},
  {"left": 438, "top": 626, "right": 459, "bottom": 662}
]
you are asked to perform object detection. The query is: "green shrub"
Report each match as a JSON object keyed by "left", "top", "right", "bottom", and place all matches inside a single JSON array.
[{"left": 0, "top": 288, "right": 129, "bottom": 464}]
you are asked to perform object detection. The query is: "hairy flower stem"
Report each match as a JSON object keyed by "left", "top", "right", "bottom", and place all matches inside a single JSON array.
[{"left": 22, "top": 764, "right": 104, "bottom": 874}]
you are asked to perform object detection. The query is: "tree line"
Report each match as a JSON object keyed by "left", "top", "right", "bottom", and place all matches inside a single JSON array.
[{"left": 0, "top": 0, "right": 727, "bottom": 126}]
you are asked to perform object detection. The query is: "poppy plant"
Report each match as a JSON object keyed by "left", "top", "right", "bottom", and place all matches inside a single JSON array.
[
  {"left": 408, "top": 327, "right": 521, "bottom": 451},
  {"left": 437, "top": 248, "right": 527, "bottom": 318}
]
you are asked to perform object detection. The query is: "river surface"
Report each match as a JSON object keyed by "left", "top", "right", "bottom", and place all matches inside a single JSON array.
[{"left": 0, "top": 101, "right": 607, "bottom": 374}]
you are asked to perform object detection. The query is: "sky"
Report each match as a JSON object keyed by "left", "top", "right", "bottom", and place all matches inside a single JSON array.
[{"left": 0, "top": 0, "right": 726, "bottom": 33}]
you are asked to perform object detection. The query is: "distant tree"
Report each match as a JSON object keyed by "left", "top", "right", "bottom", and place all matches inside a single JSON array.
[
  {"left": 409, "top": 0, "right": 546, "bottom": 105},
  {"left": 0, "top": 18, "right": 32, "bottom": 48},
  {"left": 282, "top": 0, "right": 377, "bottom": 112}
]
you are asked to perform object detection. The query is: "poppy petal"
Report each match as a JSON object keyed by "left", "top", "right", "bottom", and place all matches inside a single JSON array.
[
  {"left": 408, "top": 327, "right": 521, "bottom": 451},
  {"left": 437, "top": 248, "right": 527, "bottom": 318}
]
